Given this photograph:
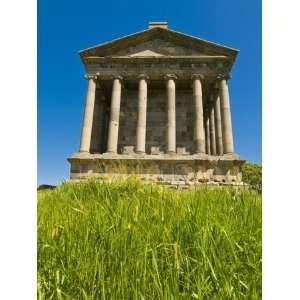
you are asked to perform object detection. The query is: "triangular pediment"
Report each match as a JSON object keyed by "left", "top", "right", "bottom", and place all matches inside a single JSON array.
[
  {"left": 129, "top": 49, "right": 164, "bottom": 57},
  {"left": 80, "top": 27, "right": 238, "bottom": 61}
]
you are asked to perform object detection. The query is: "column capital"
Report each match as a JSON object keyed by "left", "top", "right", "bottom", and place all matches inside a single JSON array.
[
  {"left": 191, "top": 74, "right": 204, "bottom": 80},
  {"left": 164, "top": 74, "right": 177, "bottom": 81},
  {"left": 111, "top": 74, "right": 123, "bottom": 81},
  {"left": 216, "top": 73, "right": 231, "bottom": 81},
  {"left": 84, "top": 73, "right": 99, "bottom": 81},
  {"left": 138, "top": 74, "right": 149, "bottom": 81}
]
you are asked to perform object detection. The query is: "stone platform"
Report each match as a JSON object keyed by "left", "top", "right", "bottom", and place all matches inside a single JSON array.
[{"left": 68, "top": 152, "right": 244, "bottom": 187}]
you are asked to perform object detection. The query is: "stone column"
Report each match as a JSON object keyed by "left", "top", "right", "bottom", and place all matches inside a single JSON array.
[
  {"left": 164, "top": 74, "right": 177, "bottom": 154},
  {"left": 214, "top": 93, "right": 223, "bottom": 155},
  {"left": 97, "top": 97, "right": 107, "bottom": 153},
  {"left": 192, "top": 74, "right": 206, "bottom": 154},
  {"left": 218, "top": 75, "right": 234, "bottom": 154},
  {"left": 205, "top": 112, "right": 211, "bottom": 155},
  {"left": 209, "top": 104, "right": 217, "bottom": 155},
  {"left": 106, "top": 75, "right": 123, "bottom": 153},
  {"left": 135, "top": 74, "right": 149, "bottom": 154},
  {"left": 79, "top": 74, "right": 98, "bottom": 152}
]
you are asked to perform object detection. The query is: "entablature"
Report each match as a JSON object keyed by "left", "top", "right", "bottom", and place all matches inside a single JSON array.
[
  {"left": 85, "top": 60, "right": 231, "bottom": 81},
  {"left": 82, "top": 55, "right": 231, "bottom": 65}
]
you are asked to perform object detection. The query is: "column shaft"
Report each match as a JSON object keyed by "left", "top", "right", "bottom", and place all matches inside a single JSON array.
[
  {"left": 209, "top": 106, "right": 217, "bottom": 155},
  {"left": 214, "top": 94, "right": 223, "bottom": 155},
  {"left": 97, "top": 100, "right": 106, "bottom": 153},
  {"left": 136, "top": 75, "right": 148, "bottom": 153},
  {"left": 165, "top": 75, "right": 177, "bottom": 153},
  {"left": 205, "top": 115, "right": 211, "bottom": 155},
  {"left": 192, "top": 76, "right": 206, "bottom": 153},
  {"left": 106, "top": 77, "right": 122, "bottom": 153},
  {"left": 79, "top": 75, "right": 97, "bottom": 152},
  {"left": 219, "top": 78, "right": 234, "bottom": 154}
]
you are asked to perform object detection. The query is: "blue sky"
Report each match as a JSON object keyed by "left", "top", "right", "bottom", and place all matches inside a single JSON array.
[{"left": 38, "top": 0, "right": 261, "bottom": 185}]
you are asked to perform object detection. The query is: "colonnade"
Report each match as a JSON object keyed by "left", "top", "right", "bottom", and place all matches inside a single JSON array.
[{"left": 79, "top": 73, "right": 234, "bottom": 156}]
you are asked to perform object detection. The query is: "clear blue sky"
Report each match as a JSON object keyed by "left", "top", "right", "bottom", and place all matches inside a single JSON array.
[{"left": 38, "top": 0, "right": 261, "bottom": 185}]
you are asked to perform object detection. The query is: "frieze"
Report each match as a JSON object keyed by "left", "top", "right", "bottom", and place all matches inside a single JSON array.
[{"left": 86, "top": 62, "right": 230, "bottom": 80}]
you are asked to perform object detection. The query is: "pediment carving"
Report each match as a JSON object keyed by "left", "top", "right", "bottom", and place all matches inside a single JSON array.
[{"left": 129, "top": 49, "right": 164, "bottom": 57}]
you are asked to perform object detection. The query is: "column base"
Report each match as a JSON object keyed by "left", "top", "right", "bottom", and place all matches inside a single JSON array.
[
  {"left": 193, "top": 152, "right": 208, "bottom": 159},
  {"left": 166, "top": 151, "right": 176, "bottom": 155},
  {"left": 194, "top": 151, "right": 206, "bottom": 154},
  {"left": 70, "top": 151, "right": 91, "bottom": 159},
  {"left": 135, "top": 150, "right": 146, "bottom": 155},
  {"left": 222, "top": 152, "right": 240, "bottom": 160},
  {"left": 103, "top": 151, "right": 118, "bottom": 156}
]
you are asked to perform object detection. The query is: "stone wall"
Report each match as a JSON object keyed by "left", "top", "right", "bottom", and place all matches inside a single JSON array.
[
  {"left": 114, "top": 87, "right": 195, "bottom": 155},
  {"left": 118, "top": 89, "right": 138, "bottom": 153},
  {"left": 176, "top": 90, "right": 193, "bottom": 154},
  {"left": 146, "top": 88, "right": 166, "bottom": 153}
]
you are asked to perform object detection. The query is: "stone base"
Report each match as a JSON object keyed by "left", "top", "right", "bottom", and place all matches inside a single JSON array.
[{"left": 68, "top": 152, "right": 245, "bottom": 187}]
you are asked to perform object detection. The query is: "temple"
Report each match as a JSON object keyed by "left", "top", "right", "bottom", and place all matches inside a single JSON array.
[{"left": 68, "top": 22, "right": 244, "bottom": 187}]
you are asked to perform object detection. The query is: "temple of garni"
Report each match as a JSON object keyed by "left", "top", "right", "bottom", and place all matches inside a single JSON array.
[{"left": 68, "top": 22, "right": 245, "bottom": 187}]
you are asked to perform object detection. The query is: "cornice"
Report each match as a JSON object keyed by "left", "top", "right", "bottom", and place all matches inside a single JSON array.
[{"left": 82, "top": 55, "right": 232, "bottom": 65}]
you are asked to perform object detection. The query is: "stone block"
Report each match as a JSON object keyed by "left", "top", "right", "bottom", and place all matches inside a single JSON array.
[
  {"left": 121, "top": 146, "right": 135, "bottom": 154},
  {"left": 151, "top": 146, "right": 162, "bottom": 155},
  {"left": 176, "top": 147, "right": 189, "bottom": 155}
]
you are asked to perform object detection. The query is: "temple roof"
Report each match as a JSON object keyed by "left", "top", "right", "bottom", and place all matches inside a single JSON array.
[{"left": 79, "top": 23, "right": 238, "bottom": 66}]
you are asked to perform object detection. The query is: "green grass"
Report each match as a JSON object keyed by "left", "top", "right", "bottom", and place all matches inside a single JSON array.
[{"left": 38, "top": 178, "right": 262, "bottom": 300}]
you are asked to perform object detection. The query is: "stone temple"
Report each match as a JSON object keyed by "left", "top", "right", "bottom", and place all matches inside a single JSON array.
[{"left": 68, "top": 22, "right": 244, "bottom": 187}]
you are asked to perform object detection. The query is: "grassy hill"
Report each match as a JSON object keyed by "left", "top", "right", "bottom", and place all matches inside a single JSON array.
[{"left": 38, "top": 179, "right": 261, "bottom": 299}]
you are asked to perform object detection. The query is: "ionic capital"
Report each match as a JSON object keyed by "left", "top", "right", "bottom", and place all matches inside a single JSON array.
[
  {"left": 216, "top": 73, "right": 231, "bottom": 81},
  {"left": 84, "top": 73, "right": 99, "bottom": 81},
  {"left": 112, "top": 74, "right": 123, "bottom": 81},
  {"left": 164, "top": 74, "right": 177, "bottom": 81},
  {"left": 138, "top": 74, "right": 149, "bottom": 81},
  {"left": 191, "top": 74, "right": 204, "bottom": 81}
]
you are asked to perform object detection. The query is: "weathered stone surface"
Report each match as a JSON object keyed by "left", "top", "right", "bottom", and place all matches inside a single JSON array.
[{"left": 68, "top": 154, "right": 244, "bottom": 185}]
